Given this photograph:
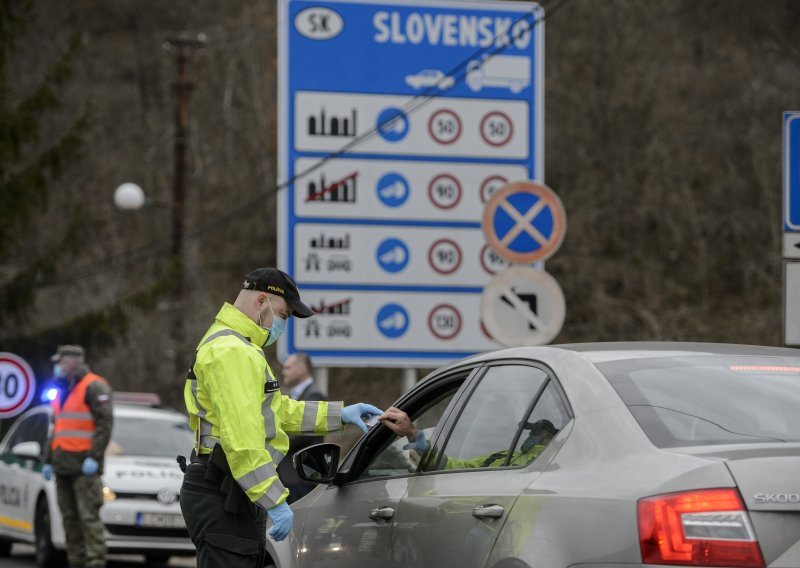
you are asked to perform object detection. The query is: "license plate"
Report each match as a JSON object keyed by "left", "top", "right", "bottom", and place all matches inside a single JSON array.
[{"left": 136, "top": 512, "right": 186, "bottom": 528}]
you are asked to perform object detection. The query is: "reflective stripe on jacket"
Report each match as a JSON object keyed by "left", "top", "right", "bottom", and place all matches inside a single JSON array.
[
  {"left": 184, "top": 302, "right": 343, "bottom": 510},
  {"left": 51, "top": 373, "right": 108, "bottom": 453}
]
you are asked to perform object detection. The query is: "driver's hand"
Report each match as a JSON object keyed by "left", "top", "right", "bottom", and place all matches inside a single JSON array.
[{"left": 379, "top": 407, "right": 417, "bottom": 438}]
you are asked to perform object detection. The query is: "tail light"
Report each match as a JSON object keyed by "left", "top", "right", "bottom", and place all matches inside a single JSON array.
[{"left": 638, "top": 488, "right": 765, "bottom": 567}]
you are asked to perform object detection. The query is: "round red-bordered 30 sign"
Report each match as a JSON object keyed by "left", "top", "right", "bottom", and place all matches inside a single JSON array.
[
  {"left": 481, "top": 181, "right": 567, "bottom": 264},
  {"left": 0, "top": 352, "right": 37, "bottom": 419}
]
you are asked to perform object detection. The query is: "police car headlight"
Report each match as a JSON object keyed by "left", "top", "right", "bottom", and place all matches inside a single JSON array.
[{"left": 102, "top": 486, "right": 117, "bottom": 503}]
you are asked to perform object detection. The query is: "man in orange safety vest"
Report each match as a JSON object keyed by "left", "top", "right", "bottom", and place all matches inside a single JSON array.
[{"left": 43, "top": 345, "right": 113, "bottom": 568}]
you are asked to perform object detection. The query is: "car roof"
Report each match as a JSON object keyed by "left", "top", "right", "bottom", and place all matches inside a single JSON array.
[
  {"left": 429, "top": 342, "right": 800, "bottom": 375},
  {"left": 554, "top": 342, "right": 800, "bottom": 363}
]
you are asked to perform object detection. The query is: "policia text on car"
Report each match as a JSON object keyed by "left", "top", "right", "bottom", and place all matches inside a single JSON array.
[{"left": 179, "top": 267, "right": 382, "bottom": 568}]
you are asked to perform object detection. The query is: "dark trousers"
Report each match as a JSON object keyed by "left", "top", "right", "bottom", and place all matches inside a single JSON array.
[
  {"left": 55, "top": 474, "right": 105, "bottom": 568},
  {"left": 180, "top": 463, "right": 267, "bottom": 568}
]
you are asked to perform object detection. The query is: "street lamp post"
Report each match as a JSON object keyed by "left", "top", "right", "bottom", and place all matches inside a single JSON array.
[{"left": 114, "top": 31, "right": 206, "bottom": 382}]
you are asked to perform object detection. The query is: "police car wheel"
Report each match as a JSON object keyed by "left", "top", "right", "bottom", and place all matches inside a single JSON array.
[
  {"left": 34, "top": 497, "right": 65, "bottom": 568},
  {"left": 0, "top": 538, "right": 11, "bottom": 557}
]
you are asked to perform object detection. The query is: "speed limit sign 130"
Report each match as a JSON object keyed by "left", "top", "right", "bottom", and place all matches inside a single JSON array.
[{"left": 0, "top": 352, "right": 37, "bottom": 418}]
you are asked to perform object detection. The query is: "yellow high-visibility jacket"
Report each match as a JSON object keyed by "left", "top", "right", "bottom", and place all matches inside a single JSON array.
[{"left": 184, "top": 302, "right": 343, "bottom": 510}]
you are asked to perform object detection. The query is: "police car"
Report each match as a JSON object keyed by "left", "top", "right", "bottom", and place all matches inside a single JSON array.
[{"left": 0, "top": 393, "right": 195, "bottom": 566}]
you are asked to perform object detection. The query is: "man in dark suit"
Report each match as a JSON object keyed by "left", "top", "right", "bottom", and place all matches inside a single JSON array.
[{"left": 277, "top": 352, "right": 326, "bottom": 503}]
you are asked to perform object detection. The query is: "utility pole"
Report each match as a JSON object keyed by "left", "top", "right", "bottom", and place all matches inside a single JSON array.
[{"left": 165, "top": 32, "right": 206, "bottom": 381}]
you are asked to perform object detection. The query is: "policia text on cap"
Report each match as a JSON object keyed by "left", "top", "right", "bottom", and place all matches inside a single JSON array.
[{"left": 180, "top": 267, "right": 382, "bottom": 567}]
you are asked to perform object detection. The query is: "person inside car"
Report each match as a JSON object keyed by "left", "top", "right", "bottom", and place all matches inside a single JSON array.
[{"left": 379, "top": 407, "right": 558, "bottom": 469}]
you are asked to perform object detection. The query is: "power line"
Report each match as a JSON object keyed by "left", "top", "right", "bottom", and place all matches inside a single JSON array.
[{"left": 37, "top": 0, "right": 570, "bottom": 290}]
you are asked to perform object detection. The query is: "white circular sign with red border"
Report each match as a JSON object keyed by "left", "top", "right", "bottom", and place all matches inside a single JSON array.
[
  {"left": 480, "top": 175, "right": 508, "bottom": 204},
  {"left": 480, "top": 111, "right": 513, "bottom": 147},
  {"left": 428, "top": 109, "right": 462, "bottom": 145},
  {"left": 429, "top": 239, "right": 463, "bottom": 275},
  {"left": 428, "top": 174, "right": 462, "bottom": 209},
  {"left": 428, "top": 304, "right": 462, "bottom": 340},
  {"left": 480, "top": 244, "right": 510, "bottom": 276},
  {"left": 0, "top": 352, "right": 37, "bottom": 419}
]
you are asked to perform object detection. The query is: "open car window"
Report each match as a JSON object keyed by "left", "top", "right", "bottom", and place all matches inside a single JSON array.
[{"left": 351, "top": 370, "right": 472, "bottom": 482}]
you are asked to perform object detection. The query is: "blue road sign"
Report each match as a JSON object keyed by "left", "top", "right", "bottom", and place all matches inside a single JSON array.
[
  {"left": 376, "top": 303, "right": 410, "bottom": 338},
  {"left": 376, "top": 238, "right": 410, "bottom": 272},
  {"left": 784, "top": 112, "right": 800, "bottom": 232},
  {"left": 377, "top": 107, "right": 410, "bottom": 142},
  {"left": 279, "top": 0, "right": 544, "bottom": 367},
  {"left": 376, "top": 172, "right": 409, "bottom": 207},
  {"left": 482, "top": 181, "right": 566, "bottom": 264}
]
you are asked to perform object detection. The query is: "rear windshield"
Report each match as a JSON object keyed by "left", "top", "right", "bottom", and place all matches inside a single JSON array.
[
  {"left": 108, "top": 416, "right": 194, "bottom": 458},
  {"left": 597, "top": 356, "right": 800, "bottom": 448}
]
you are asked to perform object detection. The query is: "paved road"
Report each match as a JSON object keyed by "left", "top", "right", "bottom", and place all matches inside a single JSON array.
[{"left": 7, "top": 543, "right": 196, "bottom": 567}]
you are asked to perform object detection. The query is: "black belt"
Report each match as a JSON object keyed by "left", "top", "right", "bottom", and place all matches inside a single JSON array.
[{"left": 191, "top": 452, "right": 210, "bottom": 465}]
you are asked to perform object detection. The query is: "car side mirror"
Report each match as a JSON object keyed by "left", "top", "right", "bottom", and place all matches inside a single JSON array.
[
  {"left": 12, "top": 441, "right": 42, "bottom": 459},
  {"left": 293, "top": 443, "right": 340, "bottom": 484}
]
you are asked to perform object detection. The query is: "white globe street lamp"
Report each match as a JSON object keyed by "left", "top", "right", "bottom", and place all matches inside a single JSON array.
[{"left": 113, "top": 183, "right": 146, "bottom": 210}]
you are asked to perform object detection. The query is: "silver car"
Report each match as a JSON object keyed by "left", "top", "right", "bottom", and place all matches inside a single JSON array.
[{"left": 268, "top": 343, "right": 800, "bottom": 568}]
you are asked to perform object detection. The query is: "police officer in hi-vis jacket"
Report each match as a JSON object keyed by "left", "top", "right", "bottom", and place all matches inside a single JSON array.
[{"left": 180, "top": 267, "right": 382, "bottom": 568}]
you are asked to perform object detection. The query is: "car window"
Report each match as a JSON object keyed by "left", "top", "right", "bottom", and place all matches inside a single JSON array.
[
  {"left": 5, "top": 413, "right": 48, "bottom": 452},
  {"left": 598, "top": 355, "right": 800, "bottom": 447},
  {"left": 106, "top": 416, "right": 194, "bottom": 458},
  {"left": 509, "top": 381, "right": 569, "bottom": 464},
  {"left": 354, "top": 382, "right": 463, "bottom": 481},
  {"left": 430, "top": 364, "right": 549, "bottom": 471}
]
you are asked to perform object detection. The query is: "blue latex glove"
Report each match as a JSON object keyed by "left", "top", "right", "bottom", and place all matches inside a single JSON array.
[
  {"left": 42, "top": 464, "right": 53, "bottom": 481},
  {"left": 81, "top": 457, "right": 99, "bottom": 475},
  {"left": 403, "top": 430, "right": 428, "bottom": 453},
  {"left": 342, "top": 403, "right": 384, "bottom": 434},
  {"left": 267, "top": 502, "right": 293, "bottom": 542}
]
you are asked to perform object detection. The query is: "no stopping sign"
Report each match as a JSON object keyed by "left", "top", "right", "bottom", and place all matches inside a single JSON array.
[{"left": 0, "top": 352, "right": 37, "bottom": 418}]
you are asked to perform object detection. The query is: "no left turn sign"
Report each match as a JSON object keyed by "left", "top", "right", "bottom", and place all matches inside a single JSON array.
[
  {"left": 480, "top": 266, "right": 566, "bottom": 347},
  {"left": 0, "top": 352, "right": 37, "bottom": 419}
]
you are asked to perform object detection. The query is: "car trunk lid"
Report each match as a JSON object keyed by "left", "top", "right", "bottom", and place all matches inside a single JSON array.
[{"left": 669, "top": 444, "right": 800, "bottom": 567}]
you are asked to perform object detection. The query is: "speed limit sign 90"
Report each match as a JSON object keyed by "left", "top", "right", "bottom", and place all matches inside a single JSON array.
[{"left": 0, "top": 352, "right": 37, "bottom": 418}]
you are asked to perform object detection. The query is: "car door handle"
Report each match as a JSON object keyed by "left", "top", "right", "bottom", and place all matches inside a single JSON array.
[
  {"left": 368, "top": 507, "right": 395, "bottom": 522},
  {"left": 472, "top": 504, "right": 504, "bottom": 519}
]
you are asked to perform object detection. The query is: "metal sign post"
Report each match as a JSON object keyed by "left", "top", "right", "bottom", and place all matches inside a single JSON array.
[
  {"left": 784, "top": 112, "right": 800, "bottom": 346},
  {"left": 278, "top": 0, "right": 544, "bottom": 367}
]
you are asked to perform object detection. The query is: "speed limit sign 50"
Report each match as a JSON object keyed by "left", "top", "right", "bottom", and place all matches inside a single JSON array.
[{"left": 0, "top": 352, "right": 37, "bottom": 418}]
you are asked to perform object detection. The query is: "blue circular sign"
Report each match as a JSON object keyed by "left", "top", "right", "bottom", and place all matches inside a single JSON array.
[
  {"left": 376, "top": 173, "right": 409, "bottom": 208},
  {"left": 376, "top": 238, "right": 410, "bottom": 273},
  {"left": 481, "top": 181, "right": 566, "bottom": 264},
  {"left": 377, "top": 107, "right": 409, "bottom": 142},
  {"left": 492, "top": 192, "right": 555, "bottom": 254},
  {"left": 376, "top": 303, "right": 409, "bottom": 339}
]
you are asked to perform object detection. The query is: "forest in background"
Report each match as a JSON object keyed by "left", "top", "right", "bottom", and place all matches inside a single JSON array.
[{"left": 2, "top": 0, "right": 800, "bottom": 444}]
